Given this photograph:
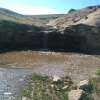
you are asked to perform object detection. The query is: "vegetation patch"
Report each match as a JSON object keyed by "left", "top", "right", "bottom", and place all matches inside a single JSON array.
[
  {"left": 21, "top": 70, "right": 100, "bottom": 100},
  {"left": 21, "top": 75, "right": 76, "bottom": 100}
]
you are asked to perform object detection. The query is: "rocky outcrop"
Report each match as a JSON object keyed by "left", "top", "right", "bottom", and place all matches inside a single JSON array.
[
  {"left": 1, "top": 20, "right": 100, "bottom": 54},
  {"left": 52, "top": 75, "right": 62, "bottom": 82},
  {"left": 68, "top": 9, "right": 76, "bottom": 13},
  {"left": 64, "top": 24, "right": 100, "bottom": 53}
]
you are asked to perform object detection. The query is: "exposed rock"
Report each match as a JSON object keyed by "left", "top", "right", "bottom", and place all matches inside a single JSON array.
[
  {"left": 68, "top": 89, "right": 86, "bottom": 100},
  {"left": 49, "top": 5, "right": 100, "bottom": 27},
  {"left": 1, "top": 17, "right": 100, "bottom": 54},
  {"left": 62, "top": 85, "right": 69, "bottom": 89},
  {"left": 22, "top": 97, "right": 27, "bottom": 100},
  {"left": 68, "top": 9, "right": 76, "bottom": 13},
  {"left": 53, "top": 75, "right": 62, "bottom": 82},
  {"left": 77, "top": 80, "right": 90, "bottom": 89}
]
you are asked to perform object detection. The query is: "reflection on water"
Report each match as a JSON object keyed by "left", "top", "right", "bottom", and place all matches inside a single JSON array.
[{"left": 0, "top": 48, "right": 100, "bottom": 99}]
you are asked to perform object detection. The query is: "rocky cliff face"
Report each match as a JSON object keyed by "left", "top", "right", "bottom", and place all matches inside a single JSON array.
[
  {"left": 0, "top": 20, "right": 100, "bottom": 54},
  {"left": 64, "top": 24, "right": 100, "bottom": 53}
]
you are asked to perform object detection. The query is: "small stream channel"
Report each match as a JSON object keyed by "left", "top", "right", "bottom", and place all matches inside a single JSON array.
[{"left": 0, "top": 48, "right": 100, "bottom": 99}]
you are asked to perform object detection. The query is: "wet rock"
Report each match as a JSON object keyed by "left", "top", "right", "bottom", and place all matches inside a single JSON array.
[
  {"left": 77, "top": 80, "right": 90, "bottom": 89},
  {"left": 68, "top": 89, "right": 86, "bottom": 100},
  {"left": 53, "top": 75, "right": 62, "bottom": 82},
  {"left": 62, "top": 85, "right": 69, "bottom": 90}
]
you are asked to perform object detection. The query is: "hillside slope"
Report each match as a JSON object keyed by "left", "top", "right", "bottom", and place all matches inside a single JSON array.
[
  {"left": 49, "top": 5, "right": 100, "bottom": 27},
  {"left": 75, "top": 9, "right": 100, "bottom": 27},
  {"left": 0, "top": 8, "right": 31, "bottom": 24},
  {"left": 0, "top": 8, "right": 64, "bottom": 26}
]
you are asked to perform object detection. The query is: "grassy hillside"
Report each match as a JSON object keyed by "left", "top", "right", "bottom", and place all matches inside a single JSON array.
[
  {"left": 0, "top": 8, "right": 31, "bottom": 24},
  {"left": 0, "top": 8, "right": 64, "bottom": 26}
]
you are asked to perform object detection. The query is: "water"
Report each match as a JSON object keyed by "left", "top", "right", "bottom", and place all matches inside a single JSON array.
[
  {"left": 0, "top": 48, "right": 100, "bottom": 99},
  {"left": 43, "top": 33, "right": 49, "bottom": 48},
  {"left": 61, "top": 32, "right": 64, "bottom": 49}
]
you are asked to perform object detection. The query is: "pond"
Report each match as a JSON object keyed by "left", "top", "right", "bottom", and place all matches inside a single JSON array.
[{"left": 0, "top": 48, "right": 100, "bottom": 99}]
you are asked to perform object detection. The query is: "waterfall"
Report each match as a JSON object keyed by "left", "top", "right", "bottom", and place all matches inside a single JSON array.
[
  {"left": 43, "top": 32, "right": 49, "bottom": 49},
  {"left": 61, "top": 32, "right": 64, "bottom": 50}
]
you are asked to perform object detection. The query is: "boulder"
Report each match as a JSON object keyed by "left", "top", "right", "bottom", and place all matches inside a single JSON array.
[
  {"left": 68, "top": 89, "right": 86, "bottom": 100},
  {"left": 52, "top": 75, "right": 62, "bottom": 82},
  {"left": 77, "top": 80, "right": 90, "bottom": 89}
]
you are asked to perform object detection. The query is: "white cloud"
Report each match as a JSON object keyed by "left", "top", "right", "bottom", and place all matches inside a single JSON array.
[{"left": 2, "top": 6, "right": 59, "bottom": 15}]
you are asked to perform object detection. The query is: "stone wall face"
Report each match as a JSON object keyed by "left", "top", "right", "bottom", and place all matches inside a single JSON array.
[
  {"left": 64, "top": 24, "right": 100, "bottom": 53},
  {"left": 0, "top": 23, "right": 100, "bottom": 53}
]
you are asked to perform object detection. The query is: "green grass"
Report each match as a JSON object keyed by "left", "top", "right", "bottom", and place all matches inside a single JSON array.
[
  {"left": 21, "top": 75, "right": 75, "bottom": 100},
  {"left": 26, "top": 14, "right": 64, "bottom": 20},
  {"left": 0, "top": 8, "right": 64, "bottom": 26},
  {"left": 0, "top": 20, "right": 43, "bottom": 33},
  {"left": 21, "top": 70, "right": 100, "bottom": 100},
  {"left": 82, "top": 70, "right": 100, "bottom": 100}
]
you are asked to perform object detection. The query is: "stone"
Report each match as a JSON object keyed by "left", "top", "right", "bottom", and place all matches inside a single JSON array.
[
  {"left": 22, "top": 97, "right": 27, "bottom": 100},
  {"left": 52, "top": 75, "right": 62, "bottom": 82},
  {"left": 77, "top": 80, "right": 90, "bottom": 89},
  {"left": 68, "top": 89, "right": 86, "bottom": 100},
  {"left": 51, "top": 84, "right": 54, "bottom": 88},
  {"left": 62, "top": 85, "right": 69, "bottom": 89}
]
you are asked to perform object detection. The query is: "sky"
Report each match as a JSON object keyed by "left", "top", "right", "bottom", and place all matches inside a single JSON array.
[{"left": 0, "top": 0, "right": 100, "bottom": 15}]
